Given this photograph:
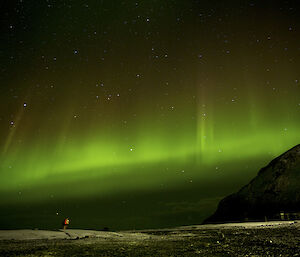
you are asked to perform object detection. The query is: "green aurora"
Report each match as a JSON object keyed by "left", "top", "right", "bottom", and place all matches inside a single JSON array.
[
  {"left": 0, "top": 0, "right": 299, "bottom": 229},
  {"left": 1, "top": 86, "right": 299, "bottom": 197}
]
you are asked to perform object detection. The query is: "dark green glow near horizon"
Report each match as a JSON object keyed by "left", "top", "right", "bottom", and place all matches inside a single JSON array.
[{"left": 0, "top": 1, "right": 299, "bottom": 206}]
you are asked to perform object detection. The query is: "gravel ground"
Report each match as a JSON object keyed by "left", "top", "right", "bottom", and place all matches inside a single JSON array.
[{"left": 1, "top": 223, "right": 300, "bottom": 256}]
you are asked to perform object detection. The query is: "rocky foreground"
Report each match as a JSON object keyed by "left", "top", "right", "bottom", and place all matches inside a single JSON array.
[{"left": 1, "top": 221, "right": 300, "bottom": 256}]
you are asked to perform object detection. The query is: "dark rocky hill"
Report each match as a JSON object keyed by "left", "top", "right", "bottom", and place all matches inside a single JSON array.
[{"left": 205, "top": 144, "right": 300, "bottom": 223}]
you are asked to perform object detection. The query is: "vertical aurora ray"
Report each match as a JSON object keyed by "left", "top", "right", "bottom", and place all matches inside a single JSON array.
[
  {"left": 196, "top": 80, "right": 216, "bottom": 164},
  {"left": 2, "top": 106, "right": 24, "bottom": 155}
]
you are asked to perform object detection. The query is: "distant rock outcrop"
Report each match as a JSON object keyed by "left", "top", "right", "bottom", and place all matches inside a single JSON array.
[{"left": 204, "top": 144, "right": 300, "bottom": 223}]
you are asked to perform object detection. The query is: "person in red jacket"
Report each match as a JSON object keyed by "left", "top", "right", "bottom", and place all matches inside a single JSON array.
[{"left": 63, "top": 217, "right": 70, "bottom": 230}]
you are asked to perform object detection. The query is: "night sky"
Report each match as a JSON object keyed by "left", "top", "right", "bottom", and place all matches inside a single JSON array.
[{"left": 0, "top": 0, "right": 299, "bottom": 230}]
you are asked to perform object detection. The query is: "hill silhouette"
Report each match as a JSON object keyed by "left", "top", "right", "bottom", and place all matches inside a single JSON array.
[{"left": 205, "top": 144, "right": 300, "bottom": 223}]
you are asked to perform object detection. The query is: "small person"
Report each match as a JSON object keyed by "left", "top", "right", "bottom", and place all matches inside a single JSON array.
[{"left": 63, "top": 217, "right": 70, "bottom": 230}]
